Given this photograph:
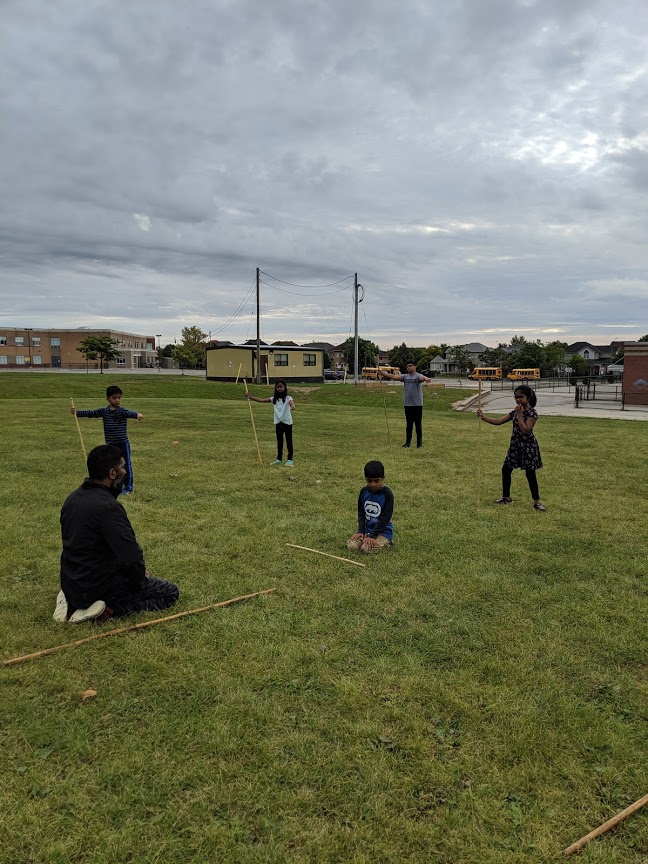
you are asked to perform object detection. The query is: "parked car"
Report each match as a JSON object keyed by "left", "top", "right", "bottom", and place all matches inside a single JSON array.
[{"left": 324, "top": 369, "right": 346, "bottom": 381}]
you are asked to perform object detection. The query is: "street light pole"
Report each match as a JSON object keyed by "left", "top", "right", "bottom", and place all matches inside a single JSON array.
[{"left": 156, "top": 335, "right": 162, "bottom": 371}]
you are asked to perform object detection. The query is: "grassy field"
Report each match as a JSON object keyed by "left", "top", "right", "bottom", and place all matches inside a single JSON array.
[{"left": 1, "top": 373, "right": 646, "bottom": 863}]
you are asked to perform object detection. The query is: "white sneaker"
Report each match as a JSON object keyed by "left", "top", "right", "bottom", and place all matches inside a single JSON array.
[
  {"left": 69, "top": 600, "right": 106, "bottom": 624},
  {"left": 52, "top": 590, "right": 69, "bottom": 623}
]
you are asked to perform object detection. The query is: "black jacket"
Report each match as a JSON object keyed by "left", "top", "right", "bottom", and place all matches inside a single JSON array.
[{"left": 60, "top": 480, "right": 146, "bottom": 607}]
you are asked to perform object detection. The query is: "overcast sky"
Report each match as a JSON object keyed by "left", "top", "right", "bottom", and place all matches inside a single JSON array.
[{"left": 2, "top": 0, "right": 647, "bottom": 349}]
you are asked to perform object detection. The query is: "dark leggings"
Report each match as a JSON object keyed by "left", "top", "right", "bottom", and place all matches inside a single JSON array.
[
  {"left": 404, "top": 406, "right": 423, "bottom": 446},
  {"left": 275, "top": 422, "right": 293, "bottom": 460},
  {"left": 106, "top": 576, "right": 179, "bottom": 618},
  {"left": 502, "top": 465, "right": 539, "bottom": 500}
]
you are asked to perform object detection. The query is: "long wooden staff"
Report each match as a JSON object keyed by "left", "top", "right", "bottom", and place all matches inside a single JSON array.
[
  {"left": 243, "top": 379, "right": 263, "bottom": 464},
  {"left": 477, "top": 380, "right": 482, "bottom": 505},
  {"left": 235, "top": 362, "right": 242, "bottom": 384},
  {"left": 563, "top": 792, "right": 648, "bottom": 856},
  {"left": 286, "top": 543, "right": 366, "bottom": 568},
  {"left": 3, "top": 588, "right": 277, "bottom": 667},
  {"left": 378, "top": 374, "right": 391, "bottom": 448},
  {"left": 70, "top": 397, "right": 87, "bottom": 464}
]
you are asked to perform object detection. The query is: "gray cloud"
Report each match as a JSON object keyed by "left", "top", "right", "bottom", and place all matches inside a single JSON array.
[{"left": 1, "top": 0, "right": 647, "bottom": 347}]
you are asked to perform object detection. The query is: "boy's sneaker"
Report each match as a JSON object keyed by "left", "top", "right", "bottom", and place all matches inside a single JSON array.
[
  {"left": 69, "top": 600, "right": 106, "bottom": 624},
  {"left": 495, "top": 497, "right": 512, "bottom": 504},
  {"left": 285, "top": 460, "right": 294, "bottom": 466},
  {"left": 402, "top": 443, "right": 411, "bottom": 448},
  {"left": 52, "top": 590, "right": 69, "bottom": 623},
  {"left": 270, "top": 459, "right": 282, "bottom": 465},
  {"left": 533, "top": 502, "right": 547, "bottom": 511}
]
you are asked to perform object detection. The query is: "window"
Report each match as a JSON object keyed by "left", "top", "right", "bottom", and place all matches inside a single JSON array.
[
  {"left": 0, "top": 355, "right": 7, "bottom": 364},
  {"left": 32, "top": 337, "right": 41, "bottom": 346},
  {"left": 15, "top": 336, "right": 24, "bottom": 346},
  {"left": 0, "top": 337, "right": 6, "bottom": 345},
  {"left": 303, "top": 353, "right": 317, "bottom": 367},
  {"left": 274, "top": 353, "right": 288, "bottom": 366},
  {"left": 583, "top": 350, "right": 590, "bottom": 358},
  {"left": 16, "top": 355, "right": 25, "bottom": 364},
  {"left": 117, "top": 355, "right": 126, "bottom": 366},
  {"left": 33, "top": 355, "right": 42, "bottom": 364},
  {"left": 50, "top": 337, "right": 60, "bottom": 347}
]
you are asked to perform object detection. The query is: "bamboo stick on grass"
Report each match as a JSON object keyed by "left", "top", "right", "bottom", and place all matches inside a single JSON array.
[
  {"left": 286, "top": 543, "right": 366, "bottom": 567},
  {"left": 3, "top": 588, "right": 277, "bottom": 667},
  {"left": 563, "top": 792, "right": 648, "bottom": 857}
]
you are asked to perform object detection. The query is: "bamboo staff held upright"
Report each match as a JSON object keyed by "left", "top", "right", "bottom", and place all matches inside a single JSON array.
[
  {"left": 378, "top": 362, "right": 432, "bottom": 449},
  {"left": 246, "top": 379, "right": 296, "bottom": 466}
]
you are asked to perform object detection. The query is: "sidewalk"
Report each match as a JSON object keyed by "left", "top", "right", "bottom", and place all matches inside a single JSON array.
[{"left": 455, "top": 388, "right": 648, "bottom": 421}]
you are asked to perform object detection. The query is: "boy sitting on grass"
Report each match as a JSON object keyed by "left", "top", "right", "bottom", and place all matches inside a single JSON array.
[{"left": 347, "top": 460, "right": 394, "bottom": 554}]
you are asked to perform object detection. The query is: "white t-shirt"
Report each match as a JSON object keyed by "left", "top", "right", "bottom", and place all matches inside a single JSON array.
[{"left": 273, "top": 397, "right": 294, "bottom": 425}]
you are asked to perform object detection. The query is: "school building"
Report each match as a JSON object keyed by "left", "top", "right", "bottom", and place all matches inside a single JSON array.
[
  {"left": 206, "top": 343, "right": 324, "bottom": 382},
  {"left": 0, "top": 328, "right": 157, "bottom": 370}
]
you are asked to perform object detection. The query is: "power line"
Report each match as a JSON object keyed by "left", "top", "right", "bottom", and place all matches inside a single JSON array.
[
  {"left": 259, "top": 270, "right": 354, "bottom": 290},
  {"left": 259, "top": 279, "right": 351, "bottom": 298},
  {"left": 210, "top": 280, "right": 256, "bottom": 337}
]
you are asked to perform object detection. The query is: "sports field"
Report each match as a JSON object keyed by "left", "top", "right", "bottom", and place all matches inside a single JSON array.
[{"left": 1, "top": 373, "right": 646, "bottom": 863}]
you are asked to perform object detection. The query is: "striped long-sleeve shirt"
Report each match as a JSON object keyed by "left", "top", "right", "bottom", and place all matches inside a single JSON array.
[{"left": 75, "top": 406, "right": 138, "bottom": 444}]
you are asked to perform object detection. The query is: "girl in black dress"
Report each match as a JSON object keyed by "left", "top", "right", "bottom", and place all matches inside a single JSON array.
[{"left": 477, "top": 385, "right": 546, "bottom": 511}]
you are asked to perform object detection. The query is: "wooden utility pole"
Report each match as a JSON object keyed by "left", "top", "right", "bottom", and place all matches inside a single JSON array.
[
  {"left": 256, "top": 267, "right": 261, "bottom": 383},
  {"left": 354, "top": 273, "right": 359, "bottom": 384}
]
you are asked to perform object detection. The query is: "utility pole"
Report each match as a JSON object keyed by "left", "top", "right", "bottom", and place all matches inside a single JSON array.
[
  {"left": 256, "top": 266, "right": 261, "bottom": 383},
  {"left": 353, "top": 274, "right": 363, "bottom": 384},
  {"left": 353, "top": 274, "right": 359, "bottom": 384}
]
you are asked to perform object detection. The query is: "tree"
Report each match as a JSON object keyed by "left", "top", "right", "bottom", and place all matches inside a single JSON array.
[
  {"left": 177, "top": 326, "right": 208, "bottom": 368},
  {"left": 388, "top": 342, "right": 426, "bottom": 371},
  {"left": 341, "top": 336, "right": 380, "bottom": 371},
  {"left": 508, "top": 336, "right": 546, "bottom": 370},
  {"left": 543, "top": 340, "right": 567, "bottom": 373},
  {"left": 478, "top": 344, "right": 510, "bottom": 370},
  {"left": 639, "top": 333, "right": 648, "bottom": 342},
  {"left": 448, "top": 345, "right": 471, "bottom": 376},
  {"left": 77, "top": 336, "right": 122, "bottom": 374},
  {"left": 171, "top": 344, "right": 196, "bottom": 374}
]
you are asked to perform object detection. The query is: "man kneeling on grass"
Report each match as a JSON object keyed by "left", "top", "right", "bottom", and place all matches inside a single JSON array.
[{"left": 54, "top": 444, "right": 179, "bottom": 624}]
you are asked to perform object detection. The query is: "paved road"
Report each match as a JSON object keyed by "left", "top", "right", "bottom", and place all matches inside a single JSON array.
[{"left": 460, "top": 387, "right": 648, "bottom": 421}]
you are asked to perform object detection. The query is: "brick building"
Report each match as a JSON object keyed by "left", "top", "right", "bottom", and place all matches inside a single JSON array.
[
  {"left": 0, "top": 328, "right": 157, "bottom": 370},
  {"left": 622, "top": 342, "right": 648, "bottom": 406}
]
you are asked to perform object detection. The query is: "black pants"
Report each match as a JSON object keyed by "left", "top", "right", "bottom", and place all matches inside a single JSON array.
[
  {"left": 502, "top": 466, "right": 539, "bottom": 500},
  {"left": 106, "top": 576, "right": 179, "bottom": 618},
  {"left": 275, "top": 422, "right": 293, "bottom": 460},
  {"left": 404, "top": 406, "right": 423, "bottom": 446}
]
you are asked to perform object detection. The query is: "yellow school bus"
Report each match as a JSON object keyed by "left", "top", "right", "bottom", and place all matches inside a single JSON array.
[
  {"left": 468, "top": 367, "right": 502, "bottom": 381},
  {"left": 507, "top": 368, "right": 540, "bottom": 381},
  {"left": 361, "top": 365, "right": 400, "bottom": 380}
]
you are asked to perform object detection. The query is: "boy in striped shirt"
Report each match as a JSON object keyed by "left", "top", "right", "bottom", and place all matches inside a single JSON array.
[{"left": 71, "top": 386, "right": 143, "bottom": 493}]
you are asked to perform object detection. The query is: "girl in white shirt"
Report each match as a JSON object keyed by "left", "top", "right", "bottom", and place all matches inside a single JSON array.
[{"left": 246, "top": 379, "right": 296, "bottom": 465}]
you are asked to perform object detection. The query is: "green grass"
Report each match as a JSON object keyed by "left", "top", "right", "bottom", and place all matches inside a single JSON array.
[{"left": 1, "top": 374, "right": 647, "bottom": 863}]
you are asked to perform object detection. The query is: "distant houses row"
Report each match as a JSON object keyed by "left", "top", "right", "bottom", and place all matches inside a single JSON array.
[{"left": 0, "top": 326, "right": 633, "bottom": 378}]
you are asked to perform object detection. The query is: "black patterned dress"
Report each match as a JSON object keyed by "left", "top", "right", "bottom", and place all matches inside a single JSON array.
[{"left": 503, "top": 408, "right": 543, "bottom": 470}]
